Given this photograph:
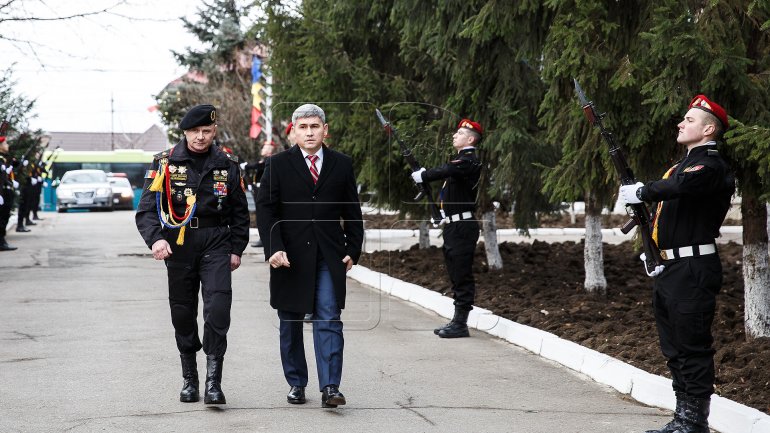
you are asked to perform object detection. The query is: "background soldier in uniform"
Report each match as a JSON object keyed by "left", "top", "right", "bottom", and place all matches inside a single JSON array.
[
  {"left": 619, "top": 95, "right": 734, "bottom": 433},
  {"left": 0, "top": 136, "right": 18, "bottom": 251},
  {"left": 135, "top": 104, "right": 249, "bottom": 405},
  {"left": 411, "top": 119, "right": 482, "bottom": 338}
]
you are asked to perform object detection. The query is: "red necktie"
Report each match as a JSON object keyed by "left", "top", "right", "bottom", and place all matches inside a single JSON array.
[{"left": 307, "top": 154, "right": 319, "bottom": 184}]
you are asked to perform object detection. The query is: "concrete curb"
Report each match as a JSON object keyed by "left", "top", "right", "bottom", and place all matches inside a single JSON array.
[
  {"left": 359, "top": 226, "right": 742, "bottom": 238},
  {"left": 347, "top": 264, "right": 770, "bottom": 433}
]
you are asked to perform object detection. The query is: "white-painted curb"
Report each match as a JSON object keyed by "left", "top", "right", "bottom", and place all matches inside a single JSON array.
[{"left": 348, "top": 263, "right": 768, "bottom": 433}]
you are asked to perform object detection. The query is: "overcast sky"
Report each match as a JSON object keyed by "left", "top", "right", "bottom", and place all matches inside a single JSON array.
[{"left": 1, "top": 0, "right": 207, "bottom": 133}]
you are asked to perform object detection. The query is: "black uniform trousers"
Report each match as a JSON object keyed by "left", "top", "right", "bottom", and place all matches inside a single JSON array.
[
  {"left": 16, "top": 184, "right": 34, "bottom": 226},
  {"left": 442, "top": 219, "right": 479, "bottom": 311},
  {"left": 653, "top": 254, "right": 721, "bottom": 398},
  {"left": 0, "top": 189, "right": 13, "bottom": 239},
  {"left": 164, "top": 226, "right": 233, "bottom": 357}
]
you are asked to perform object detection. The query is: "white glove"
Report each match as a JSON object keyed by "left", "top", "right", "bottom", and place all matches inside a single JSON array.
[
  {"left": 640, "top": 253, "right": 665, "bottom": 277},
  {"left": 619, "top": 182, "right": 644, "bottom": 205},
  {"left": 31, "top": 178, "right": 38, "bottom": 185},
  {"left": 240, "top": 162, "right": 247, "bottom": 170},
  {"left": 37, "top": 176, "right": 43, "bottom": 182},
  {"left": 0, "top": 195, "right": 4, "bottom": 206},
  {"left": 5, "top": 166, "right": 11, "bottom": 174},
  {"left": 22, "top": 160, "right": 28, "bottom": 167},
  {"left": 411, "top": 168, "right": 426, "bottom": 184},
  {"left": 247, "top": 184, "right": 253, "bottom": 192},
  {"left": 0, "top": 164, "right": 5, "bottom": 171},
  {"left": 12, "top": 180, "right": 19, "bottom": 189}
]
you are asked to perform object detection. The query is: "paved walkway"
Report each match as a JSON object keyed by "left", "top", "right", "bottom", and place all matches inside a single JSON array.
[{"left": 1, "top": 211, "right": 669, "bottom": 432}]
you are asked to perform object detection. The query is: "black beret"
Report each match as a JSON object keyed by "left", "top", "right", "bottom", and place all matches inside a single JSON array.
[{"left": 179, "top": 104, "right": 217, "bottom": 130}]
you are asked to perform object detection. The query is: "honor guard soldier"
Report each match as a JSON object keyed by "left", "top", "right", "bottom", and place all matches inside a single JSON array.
[
  {"left": 135, "top": 104, "right": 250, "bottom": 405},
  {"left": 0, "top": 136, "right": 18, "bottom": 251},
  {"left": 411, "top": 118, "right": 483, "bottom": 338},
  {"left": 619, "top": 95, "right": 734, "bottom": 433}
]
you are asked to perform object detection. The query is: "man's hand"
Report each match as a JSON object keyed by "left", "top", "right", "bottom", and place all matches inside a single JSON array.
[
  {"left": 151, "top": 239, "right": 173, "bottom": 260},
  {"left": 0, "top": 195, "right": 4, "bottom": 206},
  {"left": 30, "top": 177, "right": 37, "bottom": 186},
  {"left": 411, "top": 168, "right": 426, "bottom": 184},
  {"left": 240, "top": 161, "right": 247, "bottom": 171},
  {"left": 268, "top": 250, "right": 290, "bottom": 268},
  {"left": 640, "top": 253, "right": 664, "bottom": 277},
  {"left": 342, "top": 255, "right": 354, "bottom": 272},
  {"left": 230, "top": 254, "right": 241, "bottom": 271},
  {"left": 619, "top": 182, "right": 644, "bottom": 205},
  {"left": 11, "top": 180, "right": 18, "bottom": 189}
]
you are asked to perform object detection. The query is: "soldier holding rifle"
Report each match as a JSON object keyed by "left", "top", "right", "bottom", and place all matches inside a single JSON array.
[{"left": 617, "top": 95, "right": 734, "bottom": 433}]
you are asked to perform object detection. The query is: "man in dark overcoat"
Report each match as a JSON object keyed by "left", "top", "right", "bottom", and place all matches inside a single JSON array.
[{"left": 256, "top": 103, "right": 363, "bottom": 408}]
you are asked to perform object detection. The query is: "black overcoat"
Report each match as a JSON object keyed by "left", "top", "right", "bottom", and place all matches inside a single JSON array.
[{"left": 255, "top": 145, "right": 364, "bottom": 313}]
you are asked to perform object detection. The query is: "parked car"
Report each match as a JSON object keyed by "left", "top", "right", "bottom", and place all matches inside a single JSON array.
[
  {"left": 56, "top": 169, "right": 113, "bottom": 212},
  {"left": 107, "top": 174, "right": 135, "bottom": 210}
]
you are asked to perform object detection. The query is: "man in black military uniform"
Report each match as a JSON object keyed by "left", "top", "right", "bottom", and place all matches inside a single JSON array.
[
  {"left": 412, "top": 118, "right": 482, "bottom": 338},
  {"left": 15, "top": 156, "right": 35, "bottom": 233},
  {"left": 135, "top": 104, "right": 250, "bottom": 405},
  {"left": 0, "top": 136, "right": 18, "bottom": 251},
  {"left": 619, "top": 94, "right": 734, "bottom": 433}
]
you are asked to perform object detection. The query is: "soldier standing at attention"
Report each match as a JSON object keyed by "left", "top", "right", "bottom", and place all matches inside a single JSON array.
[
  {"left": 135, "top": 104, "right": 250, "bottom": 405},
  {"left": 0, "top": 136, "right": 18, "bottom": 251},
  {"left": 619, "top": 95, "right": 734, "bottom": 433},
  {"left": 411, "top": 119, "right": 482, "bottom": 338}
]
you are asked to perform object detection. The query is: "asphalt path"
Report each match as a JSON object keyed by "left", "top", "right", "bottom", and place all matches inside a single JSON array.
[{"left": 0, "top": 211, "right": 666, "bottom": 432}]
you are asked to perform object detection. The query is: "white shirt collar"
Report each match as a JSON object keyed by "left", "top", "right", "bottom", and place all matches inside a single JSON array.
[{"left": 300, "top": 146, "right": 323, "bottom": 161}]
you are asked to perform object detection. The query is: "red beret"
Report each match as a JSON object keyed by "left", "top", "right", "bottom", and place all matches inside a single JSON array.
[
  {"left": 689, "top": 94, "right": 728, "bottom": 129},
  {"left": 285, "top": 122, "right": 293, "bottom": 135},
  {"left": 458, "top": 118, "right": 483, "bottom": 136},
  {"left": 0, "top": 136, "right": 5, "bottom": 143}
]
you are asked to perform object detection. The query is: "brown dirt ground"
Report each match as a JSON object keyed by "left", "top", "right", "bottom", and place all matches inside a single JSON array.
[{"left": 361, "top": 215, "right": 770, "bottom": 415}]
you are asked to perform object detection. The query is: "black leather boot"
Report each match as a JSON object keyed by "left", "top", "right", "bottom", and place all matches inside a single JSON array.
[
  {"left": 179, "top": 353, "right": 199, "bottom": 403},
  {"left": 0, "top": 238, "right": 17, "bottom": 251},
  {"left": 204, "top": 355, "right": 226, "bottom": 404},
  {"left": 437, "top": 308, "right": 470, "bottom": 338},
  {"left": 645, "top": 391, "right": 686, "bottom": 433},
  {"left": 677, "top": 396, "right": 710, "bottom": 433}
]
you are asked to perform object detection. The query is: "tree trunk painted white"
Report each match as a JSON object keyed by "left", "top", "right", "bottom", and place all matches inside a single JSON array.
[
  {"left": 481, "top": 210, "right": 503, "bottom": 270},
  {"left": 743, "top": 196, "right": 770, "bottom": 338},
  {"left": 584, "top": 195, "right": 607, "bottom": 295},
  {"left": 418, "top": 221, "right": 430, "bottom": 249}
]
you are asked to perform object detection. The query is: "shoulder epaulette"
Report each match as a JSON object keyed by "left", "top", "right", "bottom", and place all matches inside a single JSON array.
[
  {"left": 224, "top": 152, "right": 239, "bottom": 163},
  {"left": 153, "top": 150, "right": 170, "bottom": 160},
  {"left": 707, "top": 149, "right": 719, "bottom": 156}
]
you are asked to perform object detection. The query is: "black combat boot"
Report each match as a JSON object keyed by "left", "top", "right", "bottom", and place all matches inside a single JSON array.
[
  {"left": 645, "top": 391, "right": 686, "bottom": 433},
  {"left": 179, "top": 353, "right": 199, "bottom": 403},
  {"left": 677, "top": 395, "right": 710, "bottom": 433},
  {"left": 203, "top": 355, "right": 226, "bottom": 404},
  {"left": 437, "top": 308, "right": 470, "bottom": 338},
  {"left": 0, "top": 238, "right": 17, "bottom": 251}
]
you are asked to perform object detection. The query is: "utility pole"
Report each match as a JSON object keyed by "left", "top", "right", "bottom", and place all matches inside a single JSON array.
[{"left": 110, "top": 93, "right": 115, "bottom": 151}]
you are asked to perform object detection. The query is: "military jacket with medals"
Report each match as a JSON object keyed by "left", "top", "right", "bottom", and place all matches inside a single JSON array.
[
  {"left": 422, "top": 147, "right": 481, "bottom": 216},
  {"left": 135, "top": 139, "right": 250, "bottom": 256},
  {"left": 640, "top": 143, "right": 734, "bottom": 250},
  {"left": 0, "top": 152, "right": 13, "bottom": 195}
]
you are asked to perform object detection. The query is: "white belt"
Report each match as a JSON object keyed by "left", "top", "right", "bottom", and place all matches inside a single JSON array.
[
  {"left": 443, "top": 211, "right": 473, "bottom": 224},
  {"left": 660, "top": 243, "right": 716, "bottom": 261}
]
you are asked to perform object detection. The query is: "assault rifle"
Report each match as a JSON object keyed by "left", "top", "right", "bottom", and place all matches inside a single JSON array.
[
  {"left": 573, "top": 79, "right": 664, "bottom": 276},
  {"left": 375, "top": 108, "right": 443, "bottom": 226}
]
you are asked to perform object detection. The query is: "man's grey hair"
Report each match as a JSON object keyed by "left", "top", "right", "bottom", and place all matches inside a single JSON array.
[{"left": 292, "top": 104, "right": 326, "bottom": 124}]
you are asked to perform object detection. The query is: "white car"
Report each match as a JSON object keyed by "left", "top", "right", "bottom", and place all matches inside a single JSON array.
[
  {"left": 56, "top": 169, "right": 114, "bottom": 212},
  {"left": 107, "top": 175, "right": 135, "bottom": 210}
]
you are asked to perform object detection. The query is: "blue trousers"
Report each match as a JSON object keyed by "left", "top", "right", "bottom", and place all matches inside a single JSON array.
[{"left": 278, "top": 261, "right": 344, "bottom": 391}]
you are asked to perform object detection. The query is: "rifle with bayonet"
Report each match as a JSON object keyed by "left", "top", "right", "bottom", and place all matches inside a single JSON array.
[
  {"left": 375, "top": 108, "right": 444, "bottom": 226},
  {"left": 573, "top": 79, "right": 664, "bottom": 276}
]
